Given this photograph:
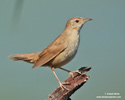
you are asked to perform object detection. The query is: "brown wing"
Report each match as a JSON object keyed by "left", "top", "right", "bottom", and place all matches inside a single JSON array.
[{"left": 32, "top": 35, "right": 66, "bottom": 68}]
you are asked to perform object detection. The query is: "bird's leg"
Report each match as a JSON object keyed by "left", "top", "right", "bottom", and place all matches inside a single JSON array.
[
  {"left": 59, "top": 67, "right": 71, "bottom": 73},
  {"left": 51, "top": 67, "right": 69, "bottom": 91},
  {"left": 59, "top": 67, "right": 83, "bottom": 78}
]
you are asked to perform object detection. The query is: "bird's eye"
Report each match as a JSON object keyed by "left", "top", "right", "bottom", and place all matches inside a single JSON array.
[{"left": 75, "top": 20, "right": 79, "bottom": 23}]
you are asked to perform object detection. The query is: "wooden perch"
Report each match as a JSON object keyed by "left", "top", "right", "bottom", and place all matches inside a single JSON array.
[{"left": 46, "top": 67, "right": 91, "bottom": 100}]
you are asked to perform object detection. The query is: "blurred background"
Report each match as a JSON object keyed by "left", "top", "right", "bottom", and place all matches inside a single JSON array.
[{"left": 0, "top": 0, "right": 125, "bottom": 100}]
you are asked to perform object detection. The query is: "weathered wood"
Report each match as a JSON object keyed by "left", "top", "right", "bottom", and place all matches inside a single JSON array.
[{"left": 46, "top": 67, "right": 91, "bottom": 100}]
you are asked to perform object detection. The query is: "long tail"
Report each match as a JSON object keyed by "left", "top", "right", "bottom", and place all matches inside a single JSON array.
[{"left": 9, "top": 52, "right": 40, "bottom": 63}]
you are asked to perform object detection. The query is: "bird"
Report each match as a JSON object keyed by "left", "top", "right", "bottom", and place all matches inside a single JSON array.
[{"left": 9, "top": 17, "right": 92, "bottom": 90}]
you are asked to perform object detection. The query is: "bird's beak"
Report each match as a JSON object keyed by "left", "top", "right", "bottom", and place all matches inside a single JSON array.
[
  {"left": 85, "top": 18, "right": 93, "bottom": 21},
  {"left": 82, "top": 18, "right": 92, "bottom": 23}
]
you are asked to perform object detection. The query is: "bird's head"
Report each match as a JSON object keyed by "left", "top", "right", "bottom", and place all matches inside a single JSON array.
[{"left": 65, "top": 17, "right": 92, "bottom": 31}]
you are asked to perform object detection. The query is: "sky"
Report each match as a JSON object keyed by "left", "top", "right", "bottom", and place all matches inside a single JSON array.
[{"left": 0, "top": 0, "right": 125, "bottom": 100}]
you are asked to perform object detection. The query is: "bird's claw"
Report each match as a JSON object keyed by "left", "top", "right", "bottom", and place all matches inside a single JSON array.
[
  {"left": 59, "top": 81, "right": 69, "bottom": 91},
  {"left": 69, "top": 70, "right": 86, "bottom": 78}
]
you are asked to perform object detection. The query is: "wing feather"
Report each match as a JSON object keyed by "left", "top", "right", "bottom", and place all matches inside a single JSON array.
[{"left": 32, "top": 35, "right": 66, "bottom": 68}]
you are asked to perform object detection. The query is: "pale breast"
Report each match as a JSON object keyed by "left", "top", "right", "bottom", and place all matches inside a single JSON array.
[{"left": 50, "top": 32, "right": 80, "bottom": 68}]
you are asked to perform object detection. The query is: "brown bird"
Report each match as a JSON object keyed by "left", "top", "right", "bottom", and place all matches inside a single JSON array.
[{"left": 9, "top": 17, "right": 92, "bottom": 90}]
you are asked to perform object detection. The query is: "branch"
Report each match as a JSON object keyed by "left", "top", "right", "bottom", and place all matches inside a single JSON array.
[{"left": 46, "top": 67, "right": 91, "bottom": 100}]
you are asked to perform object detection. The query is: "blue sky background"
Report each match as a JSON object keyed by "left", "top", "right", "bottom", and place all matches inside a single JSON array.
[{"left": 0, "top": 0, "right": 125, "bottom": 100}]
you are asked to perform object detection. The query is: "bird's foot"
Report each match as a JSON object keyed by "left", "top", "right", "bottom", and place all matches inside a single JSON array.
[
  {"left": 69, "top": 70, "right": 86, "bottom": 78},
  {"left": 59, "top": 81, "right": 70, "bottom": 91}
]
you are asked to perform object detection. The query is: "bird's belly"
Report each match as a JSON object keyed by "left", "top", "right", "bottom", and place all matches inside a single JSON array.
[{"left": 48, "top": 38, "right": 80, "bottom": 68}]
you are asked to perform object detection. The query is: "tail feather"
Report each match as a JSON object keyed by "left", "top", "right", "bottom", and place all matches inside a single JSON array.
[{"left": 9, "top": 52, "right": 40, "bottom": 63}]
